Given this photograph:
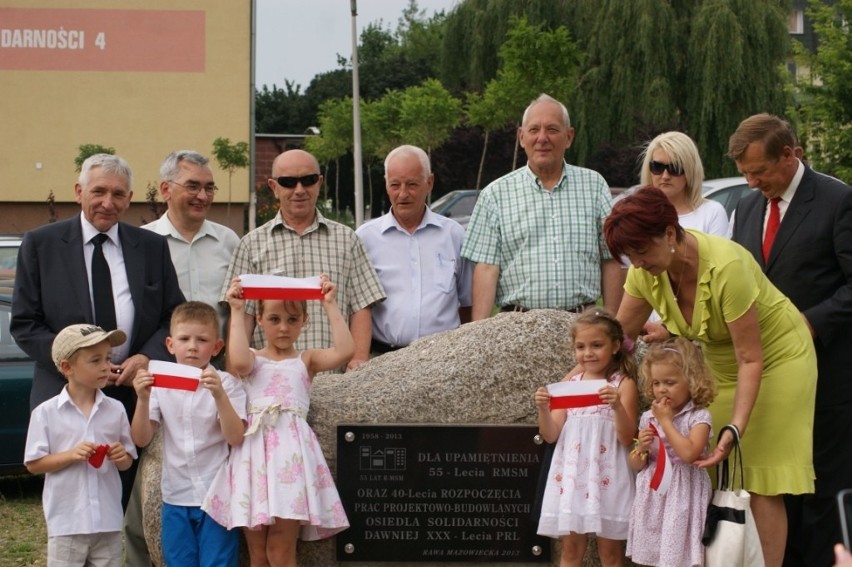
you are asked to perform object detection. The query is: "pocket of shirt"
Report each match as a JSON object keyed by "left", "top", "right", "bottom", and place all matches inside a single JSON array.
[{"left": 434, "top": 254, "right": 456, "bottom": 294}]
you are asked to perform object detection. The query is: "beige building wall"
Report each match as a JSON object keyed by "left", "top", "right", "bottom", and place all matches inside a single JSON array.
[{"left": 0, "top": 0, "right": 251, "bottom": 234}]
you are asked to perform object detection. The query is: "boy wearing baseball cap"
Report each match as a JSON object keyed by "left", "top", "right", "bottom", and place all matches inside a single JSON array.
[{"left": 25, "top": 324, "right": 137, "bottom": 566}]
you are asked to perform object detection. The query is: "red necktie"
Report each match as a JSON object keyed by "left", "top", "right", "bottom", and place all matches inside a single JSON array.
[{"left": 762, "top": 197, "right": 781, "bottom": 262}]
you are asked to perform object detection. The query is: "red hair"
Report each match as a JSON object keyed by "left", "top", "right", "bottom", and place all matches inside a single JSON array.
[{"left": 604, "top": 186, "right": 684, "bottom": 257}]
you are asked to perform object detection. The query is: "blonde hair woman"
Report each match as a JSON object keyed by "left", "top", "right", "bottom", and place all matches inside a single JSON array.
[{"left": 640, "top": 131, "right": 729, "bottom": 236}]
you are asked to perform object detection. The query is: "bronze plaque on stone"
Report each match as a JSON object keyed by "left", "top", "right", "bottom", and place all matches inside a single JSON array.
[{"left": 336, "top": 424, "right": 551, "bottom": 562}]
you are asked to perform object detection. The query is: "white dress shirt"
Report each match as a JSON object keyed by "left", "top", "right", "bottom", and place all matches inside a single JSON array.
[
  {"left": 24, "top": 387, "right": 137, "bottom": 536},
  {"left": 148, "top": 368, "right": 247, "bottom": 506},
  {"left": 80, "top": 213, "right": 134, "bottom": 362},
  {"left": 142, "top": 214, "right": 239, "bottom": 309},
  {"left": 356, "top": 208, "right": 472, "bottom": 346}
]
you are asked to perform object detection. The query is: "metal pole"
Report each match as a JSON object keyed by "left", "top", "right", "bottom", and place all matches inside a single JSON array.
[
  {"left": 248, "top": 0, "right": 257, "bottom": 232},
  {"left": 351, "top": 0, "right": 364, "bottom": 227}
]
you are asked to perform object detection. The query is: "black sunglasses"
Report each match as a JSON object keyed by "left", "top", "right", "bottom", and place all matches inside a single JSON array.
[
  {"left": 649, "top": 160, "right": 685, "bottom": 176},
  {"left": 273, "top": 174, "right": 320, "bottom": 188}
]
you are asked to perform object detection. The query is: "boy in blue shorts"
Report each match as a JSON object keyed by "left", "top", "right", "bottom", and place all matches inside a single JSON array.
[
  {"left": 25, "top": 324, "right": 136, "bottom": 566},
  {"left": 131, "top": 301, "right": 247, "bottom": 566}
]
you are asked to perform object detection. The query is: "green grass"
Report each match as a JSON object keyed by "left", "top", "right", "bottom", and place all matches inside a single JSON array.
[{"left": 0, "top": 474, "right": 47, "bottom": 567}]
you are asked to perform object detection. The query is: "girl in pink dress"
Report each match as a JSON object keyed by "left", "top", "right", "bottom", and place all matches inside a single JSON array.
[
  {"left": 626, "top": 337, "right": 717, "bottom": 567},
  {"left": 535, "top": 308, "right": 640, "bottom": 567},
  {"left": 203, "top": 274, "right": 354, "bottom": 566}
]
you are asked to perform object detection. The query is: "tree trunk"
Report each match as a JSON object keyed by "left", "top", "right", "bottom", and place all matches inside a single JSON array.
[{"left": 476, "top": 130, "right": 490, "bottom": 189}]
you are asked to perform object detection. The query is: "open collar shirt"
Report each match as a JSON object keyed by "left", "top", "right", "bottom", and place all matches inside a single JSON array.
[
  {"left": 148, "top": 368, "right": 247, "bottom": 506},
  {"left": 356, "top": 207, "right": 472, "bottom": 346},
  {"left": 143, "top": 213, "right": 239, "bottom": 309},
  {"left": 221, "top": 209, "right": 386, "bottom": 349},
  {"left": 24, "top": 387, "right": 137, "bottom": 536},
  {"left": 461, "top": 163, "right": 613, "bottom": 309}
]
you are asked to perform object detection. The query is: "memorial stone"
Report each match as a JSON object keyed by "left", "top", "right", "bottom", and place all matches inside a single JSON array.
[{"left": 140, "top": 309, "right": 640, "bottom": 566}]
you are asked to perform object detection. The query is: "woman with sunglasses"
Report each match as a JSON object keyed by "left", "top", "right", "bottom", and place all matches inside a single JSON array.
[{"left": 640, "top": 131, "right": 729, "bottom": 237}]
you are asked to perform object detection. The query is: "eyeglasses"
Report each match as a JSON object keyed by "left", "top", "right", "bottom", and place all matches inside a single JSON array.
[
  {"left": 273, "top": 174, "right": 320, "bottom": 189},
  {"left": 649, "top": 160, "right": 685, "bottom": 176},
  {"left": 169, "top": 180, "right": 218, "bottom": 196}
]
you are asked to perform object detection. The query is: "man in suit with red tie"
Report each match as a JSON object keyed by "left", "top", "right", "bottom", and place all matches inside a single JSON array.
[{"left": 729, "top": 113, "right": 852, "bottom": 567}]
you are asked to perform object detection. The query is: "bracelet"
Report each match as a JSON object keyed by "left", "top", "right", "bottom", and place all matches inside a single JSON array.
[
  {"left": 723, "top": 423, "right": 741, "bottom": 443},
  {"left": 630, "top": 438, "right": 648, "bottom": 460}
]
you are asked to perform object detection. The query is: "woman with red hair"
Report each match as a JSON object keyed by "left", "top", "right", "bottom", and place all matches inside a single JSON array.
[{"left": 605, "top": 186, "right": 816, "bottom": 567}]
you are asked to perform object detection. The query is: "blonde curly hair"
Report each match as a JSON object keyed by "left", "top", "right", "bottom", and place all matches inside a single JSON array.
[{"left": 639, "top": 337, "right": 717, "bottom": 407}]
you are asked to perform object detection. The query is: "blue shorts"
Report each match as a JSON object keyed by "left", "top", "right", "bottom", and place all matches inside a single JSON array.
[{"left": 161, "top": 503, "right": 238, "bottom": 567}]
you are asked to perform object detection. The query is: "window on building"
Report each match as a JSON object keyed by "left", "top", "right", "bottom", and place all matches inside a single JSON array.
[{"left": 788, "top": 10, "right": 804, "bottom": 34}]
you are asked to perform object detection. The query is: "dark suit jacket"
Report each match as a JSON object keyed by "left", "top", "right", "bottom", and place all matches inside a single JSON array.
[
  {"left": 731, "top": 165, "right": 852, "bottom": 494},
  {"left": 11, "top": 215, "right": 185, "bottom": 410}
]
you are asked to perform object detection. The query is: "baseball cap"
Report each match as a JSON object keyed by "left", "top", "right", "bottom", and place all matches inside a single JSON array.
[{"left": 52, "top": 324, "right": 127, "bottom": 369}]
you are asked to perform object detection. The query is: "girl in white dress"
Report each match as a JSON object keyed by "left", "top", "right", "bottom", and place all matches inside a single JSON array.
[
  {"left": 534, "top": 308, "right": 639, "bottom": 567},
  {"left": 203, "top": 274, "right": 354, "bottom": 567}
]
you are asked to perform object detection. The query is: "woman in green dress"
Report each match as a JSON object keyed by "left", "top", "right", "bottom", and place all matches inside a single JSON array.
[{"left": 604, "top": 186, "right": 816, "bottom": 567}]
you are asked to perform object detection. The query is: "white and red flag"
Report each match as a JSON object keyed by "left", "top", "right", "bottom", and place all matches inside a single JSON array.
[
  {"left": 648, "top": 423, "right": 673, "bottom": 494},
  {"left": 546, "top": 379, "right": 607, "bottom": 410},
  {"left": 149, "top": 360, "right": 201, "bottom": 392},
  {"left": 239, "top": 274, "right": 324, "bottom": 301}
]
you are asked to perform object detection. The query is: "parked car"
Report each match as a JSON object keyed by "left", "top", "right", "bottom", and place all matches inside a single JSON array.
[
  {"left": 430, "top": 189, "right": 480, "bottom": 229},
  {"left": 0, "top": 235, "right": 22, "bottom": 289},
  {"left": 613, "top": 177, "right": 752, "bottom": 221},
  {"left": 701, "top": 177, "right": 752, "bottom": 219},
  {"left": 0, "top": 292, "right": 32, "bottom": 473}
]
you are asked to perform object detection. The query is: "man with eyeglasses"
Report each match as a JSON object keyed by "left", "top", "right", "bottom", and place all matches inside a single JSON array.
[
  {"left": 356, "top": 145, "right": 472, "bottom": 355},
  {"left": 462, "top": 93, "right": 624, "bottom": 318},
  {"left": 221, "top": 148, "right": 385, "bottom": 370},
  {"left": 143, "top": 150, "right": 239, "bottom": 334}
]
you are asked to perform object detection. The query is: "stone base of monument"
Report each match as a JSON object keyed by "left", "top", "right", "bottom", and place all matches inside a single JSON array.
[{"left": 140, "top": 310, "right": 640, "bottom": 566}]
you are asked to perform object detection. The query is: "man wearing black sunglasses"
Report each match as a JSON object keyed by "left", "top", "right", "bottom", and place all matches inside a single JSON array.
[{"left": 220, "top": 149, "right": 385, "bottom": 369}]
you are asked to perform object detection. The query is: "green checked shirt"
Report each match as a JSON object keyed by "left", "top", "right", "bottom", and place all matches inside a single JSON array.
[
  {"left": 221, "top": 209, "right": 386, "bottom": 350},
  {"left": 461, "top": 163, "right": 613, "bottom": 310}
]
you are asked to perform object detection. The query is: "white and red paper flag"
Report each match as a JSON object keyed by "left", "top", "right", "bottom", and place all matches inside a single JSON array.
[
  {"left": 149, "top": 361, "right": 201, "bottom": 392},
  {"left": 546, "top": 379, "right": 607, "bottom": 410},
  {"left": 648, "top": 423, "right": 673, "bottom": 494},
  {"left": 239, "top": 274, "right": 324, "bottom": 301}
]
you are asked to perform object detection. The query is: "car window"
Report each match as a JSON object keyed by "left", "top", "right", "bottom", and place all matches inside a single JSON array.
[
  {"left": 706, "top": 184, "right": 750, "bottom": 217},
  {"left": 0, "top": 303, "right": 26, "bottom": 360},
  {"left": 449, "top": 195, "right": 477, "bottom": 217}
]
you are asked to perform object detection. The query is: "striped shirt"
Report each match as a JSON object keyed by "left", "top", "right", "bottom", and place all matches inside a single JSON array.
[
  {"left": 461, "top": 163, "right": 613, "bottom": 310},
  {"left": 221, "top": 210, "right": 386, "bottom": 349}
]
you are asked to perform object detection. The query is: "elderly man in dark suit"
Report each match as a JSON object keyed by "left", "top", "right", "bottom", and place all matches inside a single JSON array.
[
  {"left": 729, "top": 114, "right": 852, "bottom": 567},
  {"left": 12, "top": 153, "right": 185, "bottom": 566}
]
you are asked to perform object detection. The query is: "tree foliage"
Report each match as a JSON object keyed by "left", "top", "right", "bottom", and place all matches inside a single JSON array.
[
  {"left": 793, "top": 0, "right": 852, "bottom": 181},
  {"left": 74, "top": 144, "right": 116, "bottom": 172},
  {"left": 397, "top": 78, "right": 462, "bottom": 155}
]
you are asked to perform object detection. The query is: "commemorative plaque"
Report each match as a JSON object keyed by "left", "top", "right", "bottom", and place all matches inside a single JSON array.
[{"left": 336, "top": 424, "right": 551, "bottom": 563}]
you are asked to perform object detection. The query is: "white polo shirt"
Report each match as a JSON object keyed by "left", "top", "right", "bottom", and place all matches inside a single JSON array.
[{"left": 25, "top": 387, "right": 137, "bottom": 536}]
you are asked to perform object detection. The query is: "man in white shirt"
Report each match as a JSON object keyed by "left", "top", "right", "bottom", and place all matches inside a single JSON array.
[
  {"left": 356, "top": 145, "right": 472, "bottom": 355},
  {"left": 143, "top": 150, "right": 239, "bottom": 334}
]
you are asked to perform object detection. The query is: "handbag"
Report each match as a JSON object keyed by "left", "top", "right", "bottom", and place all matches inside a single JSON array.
[{"left": 702, "top": 424, "right": 765, "bottom": 567}]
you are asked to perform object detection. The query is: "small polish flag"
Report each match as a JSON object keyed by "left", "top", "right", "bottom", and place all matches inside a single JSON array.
[
  {"left": 648, "top": 423, "right": 673, "bottom": 494},
  {"left": 239, "top": 274, "right": 324, "bottom": 300},
  {"left": 546, "top": 379, "right": 607, "bottom": 410},
  {"left": 149, "top": 361, "right": 201, "bottom": 392}
]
